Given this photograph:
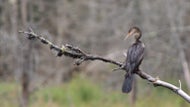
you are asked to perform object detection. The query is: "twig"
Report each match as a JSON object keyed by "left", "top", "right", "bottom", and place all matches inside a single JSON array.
[
  {"left": 19, "top": 28, "right": 190, "bottom": 103},
  {"left": 179, "top": 80, "right": 181, "bottom": 90}
]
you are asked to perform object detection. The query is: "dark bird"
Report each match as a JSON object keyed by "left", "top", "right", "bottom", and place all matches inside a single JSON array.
[{"left": 122, "top": 27, "right": 145, "bottom": 93}]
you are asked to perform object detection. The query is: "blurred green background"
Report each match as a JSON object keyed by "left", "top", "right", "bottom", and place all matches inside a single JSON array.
[{"left": 0, "top": 75, "right": 189, "bottom": 107}]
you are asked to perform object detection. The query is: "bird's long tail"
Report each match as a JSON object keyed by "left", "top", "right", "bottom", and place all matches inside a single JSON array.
[{"left": 122, "top": 73, "right": 134, "bottom": 93}]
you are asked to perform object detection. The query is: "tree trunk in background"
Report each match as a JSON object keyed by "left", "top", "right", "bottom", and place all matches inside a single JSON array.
[
  {"left": 131, "top": 77, "right": 137, "bottom": 107},
  {"left": 21, "top": 0, "right": 27, "bottom": 26},
  {"left": 166, "top": 0, "right": 190, "bottom": 91},
  {"left": 177, "top": 0, "right": 190, "bottom": 92},
  {"left": 10, "top": 0, "right": 18, "bottom": 35},
  {"left": 130, "top": 0, "right": 142, "bottom": 105},
  {"left": 21, "top": 59, "right": 30, "bottom": 107},
  {"left": 20, "top": 0, "right": 30, "bottom": 107}
]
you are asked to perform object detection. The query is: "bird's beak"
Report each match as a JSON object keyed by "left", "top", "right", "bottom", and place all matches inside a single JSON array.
[{"left": 124, "top": 33, "right": 130, "bottom": 40}]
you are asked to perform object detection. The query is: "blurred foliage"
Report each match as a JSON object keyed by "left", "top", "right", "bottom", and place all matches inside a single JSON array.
[
  {"left": 0, "top": 77, "right": 189, "bottom": 107},
  {"left": 33, "top": 76, "right": 103, "bottom": 105},
  {"left": 0, "top": 82, "right": 19, "bottom": 107}
]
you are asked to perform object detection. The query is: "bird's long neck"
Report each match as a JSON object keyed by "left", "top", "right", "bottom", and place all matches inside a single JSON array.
[
  {"left": 135, "top": 38, "right": 141, "bottom": 43},
  {"left": 134, "top": 33, "right": 142, "bottom": 42}
]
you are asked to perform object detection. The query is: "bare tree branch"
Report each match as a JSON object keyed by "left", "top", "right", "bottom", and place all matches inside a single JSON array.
[
  {"left": 136, "top": 71, "right": 190, "bottom": 103},
  {"left": 19, "top": 29, "right": 122, "bottom": 67},
  {"left": 19, "top": 29, "right": 190, "bottom": 103}
]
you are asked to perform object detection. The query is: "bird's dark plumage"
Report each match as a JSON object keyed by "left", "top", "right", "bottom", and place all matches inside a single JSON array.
[{"left": 122, "top": 27, "right": 145, "bottom": 93}]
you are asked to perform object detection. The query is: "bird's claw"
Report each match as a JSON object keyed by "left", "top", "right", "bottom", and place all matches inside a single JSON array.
[
  {"left": 112, "top": 67, "right": 122, "bottom": 72},
  {"left": 112, "top": 64, "right": 125, "bottom": 72}
]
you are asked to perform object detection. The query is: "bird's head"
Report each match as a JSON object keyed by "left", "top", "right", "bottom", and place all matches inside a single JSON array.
[{"left": 125, "top": 27, "right": 142, "bottom": 41}]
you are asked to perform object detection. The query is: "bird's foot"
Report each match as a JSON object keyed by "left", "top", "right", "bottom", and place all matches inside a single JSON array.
[
  {"left": 112, "top": 64, "right": 125, "bottom": 72},
  {"left": 112, "top": 67, "right": 123, "bottom": 72}
]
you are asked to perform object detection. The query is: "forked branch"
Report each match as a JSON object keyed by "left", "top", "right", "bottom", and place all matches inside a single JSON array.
[{"left": 19, "top": 29, "right": 190, "bottom": 103}]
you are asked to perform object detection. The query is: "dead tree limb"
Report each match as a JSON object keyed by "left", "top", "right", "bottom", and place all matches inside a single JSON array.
[{"left": 19, "top": 29, "right": 190, "bottom": 103}]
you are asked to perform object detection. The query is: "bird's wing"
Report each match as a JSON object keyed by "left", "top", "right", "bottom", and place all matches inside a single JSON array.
[{"left": 126, "top": 42, "right": 145, "bottom": 70}]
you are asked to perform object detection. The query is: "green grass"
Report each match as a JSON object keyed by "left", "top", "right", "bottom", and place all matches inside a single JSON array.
[
  {"left": 0, "top": 77, "right": 189, "bottom": 107},
  {"left": 33, "top": 77, "right": 107, "bottom": 107},
  {"left": 0, "top": 82, "right": 19, "bottom": 107}
]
